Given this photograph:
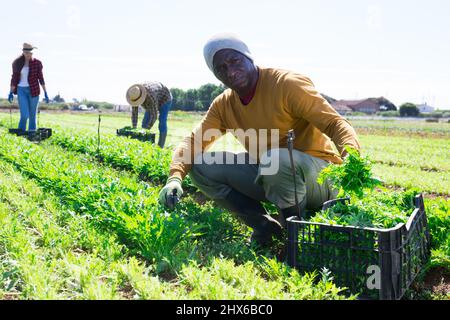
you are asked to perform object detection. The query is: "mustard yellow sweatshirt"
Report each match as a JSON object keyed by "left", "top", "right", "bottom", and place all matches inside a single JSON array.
[{"left": 170, "top": 67, "right": 361, "bottom": 180}]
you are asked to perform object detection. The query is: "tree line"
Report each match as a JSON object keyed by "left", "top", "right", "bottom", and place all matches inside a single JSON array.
[{"left": 170, "top": 83, "right": 226, "bottom": 111}]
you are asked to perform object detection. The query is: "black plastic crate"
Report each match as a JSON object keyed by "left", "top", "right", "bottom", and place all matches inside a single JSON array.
[
  {"left": 116, "top": 127, "right": 155, "bottom": 143},
  {"left": 8, "top": 128, "right": 53, "bottom": 141},
  {"left": 8, "top": 128, "right": 28, "bottom": 136},
  {"left": 27, "top": 129, "right": 53, "bottom": 142},
  {"left": 286, "top": 194, "right": 431, "bottom": 300},
  {"left": 38, "top": 128, "right": 53, "bottom": 139}
]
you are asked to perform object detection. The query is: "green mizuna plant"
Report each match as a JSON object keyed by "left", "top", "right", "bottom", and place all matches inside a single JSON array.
[
  {"left": 317, "top": 146, "right": 382, "bottom": 199},
  {"left": 310, "top": 189, "right": 420, "bottom": 229},
  {"left": 315, "top": 146, "right": 419, "bottom": 229}
]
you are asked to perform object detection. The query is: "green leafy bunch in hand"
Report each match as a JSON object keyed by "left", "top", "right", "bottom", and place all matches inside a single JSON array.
[{"left": 317, "top": 146, "right": 382, "bottom": 199}]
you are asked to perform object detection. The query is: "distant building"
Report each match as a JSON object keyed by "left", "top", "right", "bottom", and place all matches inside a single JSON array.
[
  {"left": 113, "top": 105, "right": 146, "bottom": 112},
  {"left": 114, "top": 105, "right": 132, "bottom": 112},
  {"left": 417, "top": 103, "right": 435, "bottom": 113},
  {"left": 330, "top": 102, "right": 353, "bottom": 115},
  {"left": 321, "top": 93, "right": 337, "bottom": 105},
  {"left": 331, "top": 97, "right": 396, "bottom": 115}
]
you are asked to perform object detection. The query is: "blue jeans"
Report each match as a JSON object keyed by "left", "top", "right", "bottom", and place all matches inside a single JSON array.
[
  {"left": 17, "top": 86, "right": 40, "bottom": 131},
  {"left": 142, "top": 100, "right": 172, "bottom": 134}
]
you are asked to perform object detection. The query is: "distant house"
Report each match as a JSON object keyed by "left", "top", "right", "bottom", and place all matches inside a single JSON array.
[
  {"left": 417, "top": 103, "right": 435, "bottom": 113},
  {"left": 331, "top": 97, "right": 396, "bottom": 115},
  {"left": 113, "top": 105, "right": 146, "bottom": 113},
  {"left": 321, "top": 93, "right": 337, "bottom": 105},
  {"left": 330, "top": 102, "right": 353, "bottom": 115},
  {"left": 114, "top": 105, "right": 132, "bottom": 112}
]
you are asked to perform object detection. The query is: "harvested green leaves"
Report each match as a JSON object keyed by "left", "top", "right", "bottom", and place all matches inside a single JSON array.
[{"left": 318, "top": 146, "right": 382, "bottom": 198}]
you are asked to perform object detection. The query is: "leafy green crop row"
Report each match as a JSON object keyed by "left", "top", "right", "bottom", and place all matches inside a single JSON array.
[
  {"left": 350, "top": 119, "right": 450, "bottom": 137},
  {"left": 0, "top": 116, "right": 448, "bottom": 195},
  {"left": 42, "top": 128, "right": 450, "bottom": 273},
  {"left": 48, "top": 127, "right": 174, "bottom": 185},
  {"left": 0, "top": 159, "right": 136, "bottom": 299},
  {"left": 0, "top": 129, "right": 348, "bottom": 299},
  {"left": 44, "top": 123, "right": 449, "bottom": 196},
  {"left": 0, "top": 159, "right": 349, "bottom": 300},
  {"left": 0, "top": 114, "right": 447, "bottom": 299},
  {"left": 0, "top": 130, "right": 206, "bottom": 272},
  {"left": 371, "top": 164, "right": 450, "bottom": 196},
  {"left": 425, "top": 198, "right": 450, "bottom": 269},
  {"left": 359, "top": 135, "right": 450, "bottom": 172}
]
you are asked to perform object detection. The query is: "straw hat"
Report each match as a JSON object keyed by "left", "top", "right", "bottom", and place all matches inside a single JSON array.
[
  {"left": 22, "top": 43, "right": 38, "bottom": 52},
  {"left": 126, "top": 84, "right": 147, "bottom": 106}
]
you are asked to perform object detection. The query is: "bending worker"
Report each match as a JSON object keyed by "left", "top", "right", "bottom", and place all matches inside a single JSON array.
[
  {"left": 126, "top": 81, "right": 173, "bottom": 148},
  {"left": 159, "top": 33, "right": 361, "bottom": 247}
]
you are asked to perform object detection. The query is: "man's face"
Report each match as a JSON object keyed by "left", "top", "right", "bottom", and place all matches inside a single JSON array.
[{"left": 212, "top": 49, "right": 256, "bottom": 92}]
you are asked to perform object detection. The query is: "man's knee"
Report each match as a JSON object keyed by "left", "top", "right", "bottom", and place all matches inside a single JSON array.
[
  {"left": 190, "top": 152, "right": 229, "bottom": 184},
  {"left": 260, "top": 148, "right": 304, "bottom": 177},
  {"left": 190, "top": 153, "right": 209, "bottom": 182},
  {"left": 189, "top": 152, "right": 235, "bottom": 201},
  {"left": 263, "top": 148, "right": 318, "bottom": 172},
  {"left": 189, "top": 152, "right": 262, "bottom": 199},
  {"left": 257, "top": 148, "right": 318, "bottom": 196}
]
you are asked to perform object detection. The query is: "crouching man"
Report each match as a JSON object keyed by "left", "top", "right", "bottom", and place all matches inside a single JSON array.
[{"left": 159, "top": 33, "right": 361, "bottom": 247}]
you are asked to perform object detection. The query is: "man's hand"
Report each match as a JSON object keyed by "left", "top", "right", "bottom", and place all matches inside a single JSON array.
[
  {"left": 341, "top": 146, "right": 360, "bottom": 161},
  {"left": 341, "top": 151, "right": 350, "bottom": 161},
  {"left": 8, "top": 92, "right": 14, "bottom": 103},
  {"left": 158, "top": 176, "right": 183, "bottom": 209},
  {"left": 44, "top": 91, "right": 50, "bottom": 104}
]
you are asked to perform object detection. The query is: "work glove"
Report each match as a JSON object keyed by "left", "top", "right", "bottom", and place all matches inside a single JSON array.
[
  {"left": 8, "top": 92, "right": 14, "bottom": 103},
  {"left": 44, "top": 91, "right": 50, "bottom": 104},
  {"left": 158, "top": 176, "right": 183, "bottom": 210}
]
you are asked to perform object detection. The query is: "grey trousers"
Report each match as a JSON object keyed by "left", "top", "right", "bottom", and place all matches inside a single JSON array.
[{"left": 189, "top": 148, "right": 339, "bottom": 211}]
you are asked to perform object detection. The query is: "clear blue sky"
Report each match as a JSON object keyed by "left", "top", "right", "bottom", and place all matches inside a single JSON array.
[{"left": 2, "top": 0, "right": 450, "bottom": 108}]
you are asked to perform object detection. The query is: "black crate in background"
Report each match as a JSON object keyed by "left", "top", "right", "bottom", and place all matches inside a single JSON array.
[
  {"left": 286, "top": 194, "right": 431, "bottom": 300},
  {"left": 38, "top": 128, "right": 53, "bottom": 139},
  {"left": 116, "top": 128, "right": 155, "bottom": 143},
  {"left": 8, "top": 128, "right": 27, "bottom": 136}
]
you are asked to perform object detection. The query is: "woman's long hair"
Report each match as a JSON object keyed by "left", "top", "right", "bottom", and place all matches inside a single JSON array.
[{"left": 12, "top": 54, "right": 25, "bottom": 73}]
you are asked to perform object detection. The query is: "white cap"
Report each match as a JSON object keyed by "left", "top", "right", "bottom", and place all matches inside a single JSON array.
[{"left": 203, "top": 33, "right": 254, "bottom": 72}]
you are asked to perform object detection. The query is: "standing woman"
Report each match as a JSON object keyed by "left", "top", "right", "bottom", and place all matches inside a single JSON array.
[{"left": 8, "top": 43, "right": 49, "bottom": 132}]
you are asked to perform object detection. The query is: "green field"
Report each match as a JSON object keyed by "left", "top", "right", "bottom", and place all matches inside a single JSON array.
[
  {"left": 0, "top": 111, "right": 448, "bottom": 300},
  {"left": 3, "top": 111, "right": 447, "bottom": 195}
]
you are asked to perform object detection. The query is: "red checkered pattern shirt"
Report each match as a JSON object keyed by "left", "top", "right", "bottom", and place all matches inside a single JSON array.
[{"left": 11, "top": 58, "right": 45, "bottom": 97}]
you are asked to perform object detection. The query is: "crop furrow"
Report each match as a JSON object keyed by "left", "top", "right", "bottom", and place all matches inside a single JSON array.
[
  {"left": 0, "top": 129, "right": 202, "bottom": 272},
  {"left": 0, "top": 131, "right": 351, "bottom": 299}
]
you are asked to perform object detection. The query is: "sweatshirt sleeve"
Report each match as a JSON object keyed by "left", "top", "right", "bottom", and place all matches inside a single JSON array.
[
  {"left": 169, "top": 99, "right": 226, "bottom": 181},
  {"left": 284, "top": 74, "right": 361, "bottom": 156},
  {"left": 10, "top": 64, "right": 20, "bottom": 88},
  {"left": 38, "top": 61, "right": 45, "bottom": 85}
]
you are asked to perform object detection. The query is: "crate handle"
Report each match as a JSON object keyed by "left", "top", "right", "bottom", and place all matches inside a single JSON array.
[{"left": 321, "top": 197, "right": 350, "bottom": 210}]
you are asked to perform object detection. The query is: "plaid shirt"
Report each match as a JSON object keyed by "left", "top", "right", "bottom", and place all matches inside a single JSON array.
[
  {"left": 11, "top": 58, "right": 45, "bottom": 97},
  {"left": 141, "top": 82, "right": 172, "bottom": 110},
  {"left": 140, "top": 82, "right": 172, "bottom": 130}
]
